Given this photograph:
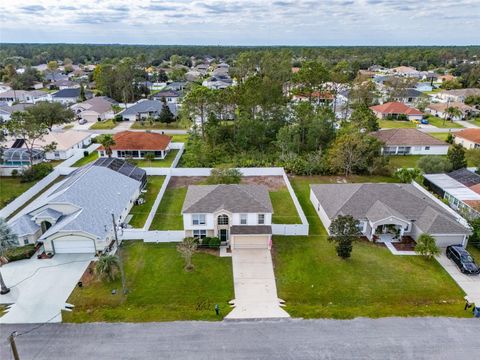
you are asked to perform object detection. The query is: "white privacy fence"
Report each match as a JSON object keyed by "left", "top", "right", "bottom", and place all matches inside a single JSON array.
[{"left": 121, "top": 229, "right": 185, "bottom": 242}]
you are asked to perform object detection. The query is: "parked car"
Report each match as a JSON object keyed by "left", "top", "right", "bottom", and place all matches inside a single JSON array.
[
  {"left": 420, "top": 118, "right": 429, "bottom": 125},
  {"left": 78, "top": 118, "right": 87, "bottom": 125},
  {"left": 446, "top": 245, "right": 480, "bottom": 275}
]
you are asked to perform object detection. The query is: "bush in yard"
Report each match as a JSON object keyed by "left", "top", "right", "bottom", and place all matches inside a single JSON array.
[
  {"left": 11, "top": 169, "right": 18, "bottom": 177},
  {"left": 95, "top": 255, "right": 120, "bottom": 282},
  {"left": 201, "top": 237, "right": 211, "bottom": 247},
  {"left": 415, "top": 233, "right": 440, "bottom": 259},
  {"left": 21, "top": 163, "right": 53, "bottom": 183},
  {"left": 447, "top": 143, "right": 467, "bottom": 170},
  {"left": 417, "top": 156, "right": 452, "bottom": 174},
  {"left": 208, "top": 237, "right": 221, "bottom": 248},
  {"left": 177, "top": 237, "right": 197, "bottom": 271},
  {"left": 328, "top": 215, "right": 361, "bottom": 259},
  {"left": 394, "top": 168, "right": 423, "bottom": 183},
  {"left": 206, "top": 167, "right": 242, "bottom": 184},
  {"left": 446, "top": 133, "right": 454, "bottom": 144},
  {"left": 83, "top": 150, "right": 89, "bottom": 157}
]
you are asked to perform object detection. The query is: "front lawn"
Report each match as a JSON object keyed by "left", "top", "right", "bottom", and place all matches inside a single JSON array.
[
  {"left": 426, "top": 116, "right": 464, "bottom": 129},
  {"left": 62, "top": 242, "right": 234, "bottom": 322},
  {"left": 89, "top": 120, "right": 118, "bottom": 130},
  {"left": 130, "top": 121, "right": 185, "bottom": 130},
  {"left": 128, "top": 150, "right": 179, "bottom": 168},
  {"left": 289, "top": 175, "right": 398, "bottom": 236},
  {"left": 270, "top": 189, "right": 302, "bottom": 224},
  {"left": 273, "top": 235, "right": 468, "bottom": 319},
  {"left": 149, "top": 186, "right": 187, "bottom": 230},
  {"left": 379, "top": 119, "right": 416, "bottom": 129},
  {"left": 468, "top": 118, "right": 480, "bottom": 127},
  {"left": 72, "top": 151, "right": 99, "bottom": 167},
  {"left": 127, "top": 176, "right": 165, "bottom": 228}
]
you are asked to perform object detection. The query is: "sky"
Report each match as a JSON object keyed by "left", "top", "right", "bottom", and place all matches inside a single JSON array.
[{"left": 1, "top": 0, "right": 479, "bottom": 46}]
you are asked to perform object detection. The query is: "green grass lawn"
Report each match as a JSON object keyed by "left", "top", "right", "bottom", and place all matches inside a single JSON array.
[
  {"left": 426, "top": 116, "right": 464, "bottom": 129},
  {"left": 89, "top": 120, "right": 118, "bottom": 130},
  {"left": 270, "top": 189, "right": 302, "bottom": 224},
  {"left": 128, "top": 150, "right": 179, "bottom": 168},
  {"left": 171, "top": 134, "right": 189, "bottom": 142},
  {"left": 388, "top": 155, "right": 427, "bottom": 169},
  {"left": 0, "top": 177, "right": 36, "bottom": 207},
  {"left": 468, "top": 118, "right": 480, "bottom": 127},
  {"left": 429, "top": 132, "right": 451, "bottom": 141},
  {"left": 62, "top": 241, "right": 234, "bottom": 322},
  {"left": 467, "top": 244, "right": 480, "bottom": 264},
  {"left": 72, "top": 151, "right": 99, "bottom": 167},
  {"left": 273, "top": 235, "right": 468, "bottom": 319},
  {"left": 289, "top": 175, "right": 398, "bottom": 236},
  {"left": 149, "top": 186, "right": 187, "bottom": 230},
  {"left": 127, "top": 176, "right": 165, "bottom": 228},
  {"left": 379, "top": 119, "right": 416, "bottom": 129},
  {"left": 130, "top": 121, "right": 185, "bottom": 130}
]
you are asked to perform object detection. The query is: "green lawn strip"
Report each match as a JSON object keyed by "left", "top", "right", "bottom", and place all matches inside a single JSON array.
[
  {"left": 429, "top": 132, "right": 451, "bottom": 141},
  {"left": 273, "top": 235, "right": 468, "bottom": 319},
  {"left": 426, "top": 116, "right": 464, "bottom": 129},
  {"left": 388, "top": 155, "right": 427, "bottom": 169},
  {"left": 468, "top": 118, "right": 480, "bottom": 127},
  {"left": 379, "top": 120, "right": 416, "bottom": 129},
  {"left": 62, "top": 242, "right": 234, "bottom": 322},
  {"left": 0, "top": 177, "right": 36, "bottom": 206},
  {"left": 4, "top": 176, "right": 65, "bottom": 220},
  {"left": 467, "top": 244, "right": 480, "bottom": 264},
  {"left": 270, "top": 189, "right": 302, "bottom": 224},
  {"left": 127, "top": 176, "right": 165, "bottom": 228},
  {"left": 149, "top": 187, "right": 187, "bottom": 230},
  {"left": 89, "top": 120, "right": 118, "bottom": 130},
  {"left": 129, "top": 150, "right": 179, "bottom": 168},
  {"left": 71, "top": 151, "right": 100, "bottom": 167},
  {"left": 171, "top": 134, "right": 189, "bottom": 142},
  {"left": 130, "top": 122, "right": 185, "bottom": 130},
  {"left": 289, "top": 175, "right": 398, "bottom": 236}
]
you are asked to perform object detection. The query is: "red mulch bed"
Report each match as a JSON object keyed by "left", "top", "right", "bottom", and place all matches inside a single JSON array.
[{"left": 392, "top": 236, "right": 417, "bottom": 251}]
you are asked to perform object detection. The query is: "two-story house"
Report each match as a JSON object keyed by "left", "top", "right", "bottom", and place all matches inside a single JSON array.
[{"left": 182, "top": 184, "right": 273, "bottom": 249}]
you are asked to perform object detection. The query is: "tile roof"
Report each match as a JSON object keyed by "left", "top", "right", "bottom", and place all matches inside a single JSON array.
[
  {"left": 98, "top": 131, "right": 172, "bottom": 151},
  {"left": 370, "top": 129, "right": 447, "bottom": 146},
  {"left": 182, "top": 185, "right": 273, "bottom": 214},
  {"left": 455, "top": 129, "right": 480, "bottom": 144},
  {"left": 370, "top": 102, "right": 423, "bottom": 115},
  {"left": 427, "top": 102, "right": 476, "bottom": 114}
]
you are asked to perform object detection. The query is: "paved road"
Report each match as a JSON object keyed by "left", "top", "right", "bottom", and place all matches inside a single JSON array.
[{"left": 1, "top": 318, "right": 478, "bottom": 359}]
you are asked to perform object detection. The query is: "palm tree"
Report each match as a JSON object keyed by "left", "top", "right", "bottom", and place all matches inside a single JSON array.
[
  {"left": 414, "top": 233, "right": 440, "bottom": 259},
  {"left": 0, "top": 218, "right": 19, "bottom": 295},
  {"left": 97, "top": 134, "right": 116, "bottom": 158},
  {"left": 446, "top": 106, "right": 463, "bottom": 122},
  {"left": 95, "top": 255, "right": 120, "bottom": 282}
]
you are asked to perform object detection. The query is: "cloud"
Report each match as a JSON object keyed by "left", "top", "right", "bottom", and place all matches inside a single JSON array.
[{"left": 20, "top": 5, "right": 45, "bottom": 13}]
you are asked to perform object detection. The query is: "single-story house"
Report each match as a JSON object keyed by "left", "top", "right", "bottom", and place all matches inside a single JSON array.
[
  {"left": 151, "top": 90, "right": 181, "bottom": 104},
  {"left": 292, "top": 91, "right": 334, "bottom": 104},
  {"left": 1, "top": 147, "right": 44, "bottom": 167},
  {"left": 71, "top": 96, "right": 116, "bottom": 122},
  {"left": 202, "top": 76, "right": 233, "bottom": 90},
  {"left": 0, "top": 90, "right": 49, "bottom": 105},
  {"left": 370, "top": 102, "right": 423, "bottom": 121},
  {"left": 182, "top": 184, "right": 273, "bottom": 249},
  {"left": 9, "top": 158, "right": 146, "bottom": 252},
  {"left": 120, "top": 100, "right": 177, "bottom": 121},
  {"left": 51, "top": 88, "right": 93, "bottom": 105},
  {"left": 48, "top": 80, "right": 80, "bottom": 90},
  {"left": 370, "top": 128, "right": 449, "bottom": 155},
  {"left": 36, "top": 130, "right": 92, "bottom": 160},
  {"left": 97, "top": 130, "right": 172, "bottom": 160},
  {"left": 424, "top": 169, "right": 480, "bottom": 219},
  {"left": 388, "top": 66, "right": 420, "bottom": 77},
  {"left": 454, "top": 128, "right": 480, "bottom": 149},
  {"left": 310, "top": 183, "right": 471, "bottom": 247},
  {"left": 392, "top": 88, "right": 424, "bottom": 104},
  {"left": 436, "top": 88, "right": 480, "bottom": 103},
  {"left": 0, "top": 103, "right": 33, "bottom": 122},
  {"left": 426, "top": 102, "right": 478, "bottom": 121}
]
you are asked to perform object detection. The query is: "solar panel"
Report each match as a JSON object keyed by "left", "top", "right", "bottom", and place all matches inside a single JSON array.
[
  {"left": 448, "top": 169, "right": 480, "bottom": 188},
  {"left": 93, "top": 157, "right": 147, "bottom": 185}
]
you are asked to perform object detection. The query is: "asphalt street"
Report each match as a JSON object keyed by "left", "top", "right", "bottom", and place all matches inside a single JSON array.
[{"left": 1, "top": 317, "right": 479, "bottom": 359}]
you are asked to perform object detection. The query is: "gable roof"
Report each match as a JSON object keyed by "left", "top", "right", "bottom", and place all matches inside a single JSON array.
[
  {"left": 182, "top": 185, "right": 273, "bottom": 214},
  {"left": 310, "top": 183, "right": 469, "bottom": 235},
  {"left": 370, "top": 129, "right": 447, "bottom": 146},
  {"left": 455, "top": 129, "right": 480, "bottom": 144},
  {"left": 52, "top": 88, "right": 91, "bottom": 98},
  {"left": 98, "top": 131, "right": 172, "bottom": 151},
  {"left": 370, "top": 102, "right": 423, "bottom": 115},
  {"left": 427, "top": 102, "right": 476, "bottom": 114},
  {"left": 75, "top": 96, "right": 114, "bottom": 114},
  {"left": 32, "top": 130, "right": 91, "bottom": 151},
  {"left": 121, "top": 100, "right": 177, "bottom": 117}
]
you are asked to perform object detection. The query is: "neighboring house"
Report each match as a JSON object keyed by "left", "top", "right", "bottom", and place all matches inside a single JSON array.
[
  {"left": 51, "top": 88, "right": 92, "bottom": 105},
  {"left": 388, "top": 66, "right": 420, "bottom": 77},
  {"left": 49, "top": 80, "right": 80, "bottom": 90},
  {"left": 424, "top": 169, "right": 480, "bottom": 218},
  {"left": 97, "top": 130, "right": 172, "bottom": 159},
  {"left": 36, "top": 131, "right": 91, "bottom": 160},
  {"left": 436, "top": 74, "right": 456, "bottom": 84},
  {"left": 0, "top": 90, "right": 49, "bottom": 105},
  {"left": 165, "top": 81, "right": 187, "bottom": 91},
  {"left": 1, "top": 146, "right": 44, "bottom": 167},
  {"left": 44, "top": 71, "right": 69, "bottom": 82},
  {"left": 292, "top": 91, "right": 334, "bottom": 104},
  {"left": 392, "top": 88, "right": 424, "bottom": 104},
  {"left": 426, "top": 102, "right": 478, "bottom": 121},
  {"left": 370, "top": 128, "right": 449, "bottom": 155},
  {"left": 9, "top": 158, "right": 146, "bottom": 251},
  {"left": 185, "top": 70, "right": 203, "bottom": 82},
  {"left": 369, "top": 102, "right": 423, "bottom": 121},
  {"left": 436, "top": 88, "right": 480, "bottom": 103},
  {"left": 120, "top": 99, "right": 177, "bottom": 121},
  {"left": 0, "top": 103, "right": 33, "bottom": 122},
  {"left": 71, "top": 96, "right": 116, "bottom": 122},
  {"left": 454, "top": 128, "right": 480, "bottom": 149},
  {"left": 182, "top": 184, "right": 274, "bottom": 249},
  {"left": 151, "top": 90, "right": 181, "bottom": 104},
  {"left": 202, "top": 76, "right": 233, "bottom": 90},
  {"left": 310, "top": 183, "right": 471, "bottom": 247}
]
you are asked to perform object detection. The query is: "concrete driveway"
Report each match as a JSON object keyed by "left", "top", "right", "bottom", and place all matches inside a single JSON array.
[
  {"left": 436, "top": 251, "right": 480, "bottom": 304},
  {"left": 0, "top": 254, "right": 92, "bottom": 324},
  {"left": 226, "top": 249, "right": 289, "bottom": 319}
]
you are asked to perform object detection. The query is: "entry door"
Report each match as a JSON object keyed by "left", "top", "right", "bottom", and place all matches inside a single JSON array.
[{"left": 219, "top": 229, "right": 229, "bottom": 242}]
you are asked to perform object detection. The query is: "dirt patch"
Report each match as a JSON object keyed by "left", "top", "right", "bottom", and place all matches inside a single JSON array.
[
  {"left": 168, "top": 176, "right": 207, "bottom": 188},
  {"left": 197, "top": 247, "right": 220, "bottom": 256},
  {"left": 240, "top": 176, "right": 286, "bottom": 190},
  {"left": 79, "top": 261, "right": 96, "bottom": 286},
  {"left": 392, "top": 237, "right": 417, "bottom": 251}
]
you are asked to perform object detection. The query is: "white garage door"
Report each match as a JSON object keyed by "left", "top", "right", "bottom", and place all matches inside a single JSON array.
[
  {"left": 232, "top": 235, "right": 269, "bottom": 249},
  {"left": 433, "top": 234, "right": 466, "bottom": 248},
  {"left": 54, "top": 238, "right": 95, "bottom": 254}
]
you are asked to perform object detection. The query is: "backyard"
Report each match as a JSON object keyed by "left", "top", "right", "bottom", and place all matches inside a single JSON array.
[
  {"left": 127, "top": 176, "right": 165, "bottom": 228},
  {"left": 270, "top": 189, "right": 302, "bottom": 224},
  {"left": 0, "top": 177, "right": 36, "bottom": 208},
  {"left": 128, "top": 149, "right": 179, "bottom": 168},
  {"left": 379, "top": 119, "right": 416, "bottom": 129},
  {"left": 89, "top": 120, "right": 118, "bottom": 130},
  {"left": 63, "top": 241, "right": 234, "bottom": 322},
  {"left": 72, "top": 151, "right": 99, "bottom": 167},
  {"left": 149, "top": 187, "right": 187, "bottom": 230},
  {"left": 429, "top": 132, "right": 451, "bottom": 141},
  {"left": 130, "top": 121, "right": 185, "bottom": 130},
  {"left": 273, "top": 235, "right": 468, "bottom": 319}
]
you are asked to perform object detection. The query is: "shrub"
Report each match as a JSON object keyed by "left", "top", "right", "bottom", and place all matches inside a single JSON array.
[
  {"left": 21, "top": 163, "right": 53, "bottom": 183},
  {"left": 208, "top": 237, "right": 221, "bottom": 248},
  {"left": 201, "top": 237, "right": 211, "bottom": 246},
  {"left": 11, "top": 169, "right": 18, "bottom": 177},
  {"left": 5, "top": 244, "right": 36, "bottom": 262},
  {"left": 417, "top": 156, "right": 452, "bottom": 174},
  {"left": 83, "top": 150, "right": 89, "bottom": 157},
  {"left": 415, "top": 233, "right": 440, "bottom": 259},
  {"left": 206, "top": 167, "right": 242, "bottom": 184}
]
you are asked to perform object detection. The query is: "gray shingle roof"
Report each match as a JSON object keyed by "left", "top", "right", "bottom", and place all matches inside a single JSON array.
[
  {"left": 310, "top": 183, "right": 469, "bottom": 235},
  {"left": 182, "top": 185, "right": 273, "bottom": 214},
  {"left": 34, "top": 208, "right": 63, "bottom": 221},
  {"left": 121, "top": 100, "right": 177, "bottom": 117},
  {"left": 10, "top": 215, "right": 40, "bottom": 236}
]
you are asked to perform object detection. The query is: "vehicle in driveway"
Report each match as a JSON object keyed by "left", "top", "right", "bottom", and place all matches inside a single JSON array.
[
  {"left": 78, "top": 118, "right": 88, "bottom": 125},
  {"left": 446, "top": 245, "right": 480, "bottom": 275}
]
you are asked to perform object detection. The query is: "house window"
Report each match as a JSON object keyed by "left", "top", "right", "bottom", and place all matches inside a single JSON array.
[
  {"left": 425, "top": 146, "right": 430, "bottom": 150},
  {"left": 240, "top": 214, "right": 248, "bottom": 225},
  {"left": 193, "top": 230, "right": 207, "bottom": 239},
  {"left": 218, "top": 214, "right": 229, "bottom": 225},
  {"left": 23, "top": 239, "right": 29, "bottom": 245},
  {"left": 192, "top": 214, "right": 206, "bottom": 225},
  {"left": 258, "top": 214, "right": 265, "bottom": 225}
]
